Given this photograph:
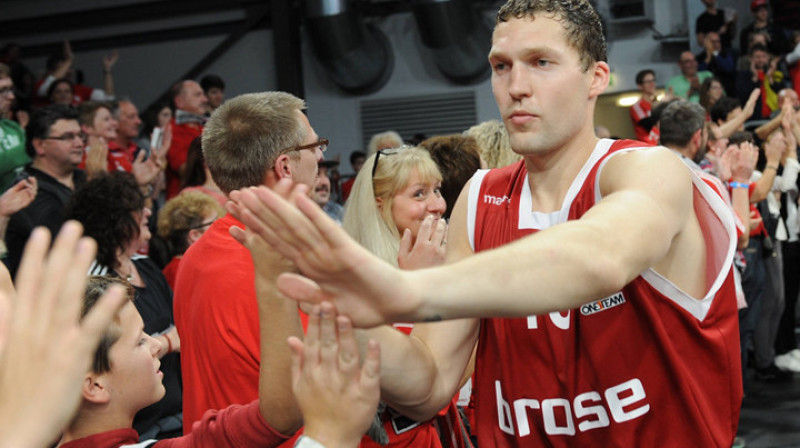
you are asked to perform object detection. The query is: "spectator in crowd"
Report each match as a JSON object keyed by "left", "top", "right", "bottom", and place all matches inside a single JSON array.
[
  {"left": 179, "top": 137, "right": 226, "bottom": 207},
  {"left": 699, "top": 77, "right": 726, "bottom": 116},
  {"left": 77, "top": 101, "right": 117, "bottom": 177},
  {"left": 367, "top": 130, "right": 404, "bottom": 156},
  {"left": 166, "top": 80, "right": 207, "bottom": 199},
  {"left": 200, "top": 74, "right": 226, "bottom": 115},
  {"left": 46, "top": 78, "right": 75, "bottom": 107},
  {"left": 342, "top": 146, "right": 471, "bottom": 447},
  {"left": 419, "top": 134, "right": 484, "bottom": 219},
  {"left": 34, "top": 41, "right": 117, "bottom": 107},
  {"left": 340, "top": 150, "right": 367, "bottom": 202},
  {"left": 4, "top": 105, "right": 86, "bottom": 278},
  {"left": 667, "top": 51, "right": 713, "bottom": 103},
  {"left": 313, "top": 157, "right": 345, "bottom": 224},
  {"left": 696, "top": 31, "right": 738, "bottom": 96},
  {"left": 696, "top": 0, "right": 737, "bottom": 49},
  {"left": 736, "top": 43, "right": 789, "bottom": 120},
  {"left": 157, "top": 191, "right": 224, "bottom": 289},
  {"left": 464, "top": 119, "right": 521, "bottom": 168},
  {"left": 629, "top": 69, "right": 661, "bottom": 144},
  {"left": 66, "top": 171, "right": 182, "bottom": 439},
  {"left": 740, "top": 0, "right": 791, "bottom": 58},
  {"left": 174, "top": 92, "right": 319, "bottom": 433},
  {"left": 0, "top": 63, "right": 30, "bottom": 190}
]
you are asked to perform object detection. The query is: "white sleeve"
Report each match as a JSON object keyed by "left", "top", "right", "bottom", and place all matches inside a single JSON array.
[{"left": 37, "top": 75, "right": 56, "bottom": 97}]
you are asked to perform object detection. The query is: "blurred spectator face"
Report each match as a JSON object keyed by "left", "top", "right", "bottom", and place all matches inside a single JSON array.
[
  {"left": 781, "top": 90, "right": 800, "bottom": 108},
  {"left": 705, "top": 32, "right": 722, "bottom": 52},
  {"left": 0, "top": 76, "right": 14, "bottom": 115},
  {"left": 709, "top": 80, "right": 724, "bottom": 102},
  {"left": 206, "top": 87, "right": 225, "bottom": 110},
  {"left": 753, "top": 6, "right": 768, "bottom": 21},
  {"left": 679, "top": 52, "right": 698, "bottom": 77},
  {"left": 638, "top": 72, "right": 657, "bottom": 96},
  {"left": 118, "top": 102, "right": 142, "bottom": 140},
  {"left": 313, "top": 166, "right": 332, "bottom": 207},
  {"left": 50, "top": 81, "right": 73, "bottom": 106},
  {"left": 752, "top": 49, "right": 769, "bottom": 70},
  {"left": 39, "top": 119, "right": 85, "bottom": 167},
  {"left": 352, "top": 155, "right": 366, "bottom": 173},
  {"left": 90, "top": 107, "right": 118, "bottom": 141},
  {"left": 176, "top": 81, "right": 208, "bottom": 115},
  {"left": 158, "top": 106, "right": 172, "bottom": 128}
]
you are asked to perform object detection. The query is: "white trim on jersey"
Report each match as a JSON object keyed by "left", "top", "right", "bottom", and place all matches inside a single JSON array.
[
  {"left": 518, "top": 138, "right": 615, "bottom": 230},
  {"left": 594, "top": 146, "right": 737, "bottom": 321},
  {"left": 120, "top": 440, "right": 158, "bottom": 448},
  {"left": 467, "top": 169, "right": 490, "bottom": 252}
]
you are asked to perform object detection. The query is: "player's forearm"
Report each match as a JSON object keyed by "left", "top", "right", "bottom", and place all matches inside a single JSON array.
[{"left": 411, "top": 213, "right": 661, "bottom": 322}]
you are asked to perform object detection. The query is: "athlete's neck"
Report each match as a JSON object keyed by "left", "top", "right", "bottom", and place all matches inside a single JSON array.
[{"left": 523, "top": 130, "right": 599, "bottom": 213}]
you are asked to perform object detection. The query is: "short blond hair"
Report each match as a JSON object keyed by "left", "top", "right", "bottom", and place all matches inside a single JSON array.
[
  {"left": 202, "top": 92, "right": 306, "bottom": 194},
  {"left": 157, "top": 191, "right": 225, "bottom": 255}
]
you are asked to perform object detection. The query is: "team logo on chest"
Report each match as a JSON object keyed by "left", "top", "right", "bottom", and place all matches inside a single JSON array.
[{"left": 579, "top": 292, "right": 626, "bottom": 316}]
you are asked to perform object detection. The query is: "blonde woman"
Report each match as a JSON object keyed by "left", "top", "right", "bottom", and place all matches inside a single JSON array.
[{"left": 343, "top": 146, "right": 471, "bottom": 448}]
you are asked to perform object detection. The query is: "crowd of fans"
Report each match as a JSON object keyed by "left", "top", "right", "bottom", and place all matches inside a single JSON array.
[{"left": 0, "top": 0, "right": 799, "bottom": 447}]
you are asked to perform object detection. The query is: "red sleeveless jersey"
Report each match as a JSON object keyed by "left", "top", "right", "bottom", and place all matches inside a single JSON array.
[{"left": 467, "top": 139, "right": 742, "bottom": 447}]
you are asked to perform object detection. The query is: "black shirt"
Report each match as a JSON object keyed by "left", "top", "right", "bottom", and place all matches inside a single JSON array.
[{"left": 4, "top": 165, "right": 86, "bottom": 278}]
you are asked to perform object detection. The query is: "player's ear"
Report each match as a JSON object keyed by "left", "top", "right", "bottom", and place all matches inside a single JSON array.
[{"left": 588, "top": 61, "right": 610, "bottom": 99}]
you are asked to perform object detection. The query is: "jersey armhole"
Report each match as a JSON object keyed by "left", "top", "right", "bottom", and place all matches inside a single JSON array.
[{"left": 467, "top": 169, "right": 490, "bottom": 252}]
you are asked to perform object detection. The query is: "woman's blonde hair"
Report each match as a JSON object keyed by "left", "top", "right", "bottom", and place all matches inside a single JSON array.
[
  {"left": 464, "top": 120, "right": 521, "bottom": 169},
  {"left": 343, "top": 146, "right": 442, "bottom": 266}
]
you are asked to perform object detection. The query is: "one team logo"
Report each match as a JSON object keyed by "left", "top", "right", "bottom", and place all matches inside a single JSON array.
[{"left": 580, "top": 292, "right": 626, "bottom": 316}]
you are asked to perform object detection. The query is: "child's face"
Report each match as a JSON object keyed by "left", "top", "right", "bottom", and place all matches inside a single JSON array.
[{"left": 106, "top": 302, "right": 165, "bottom": 411}]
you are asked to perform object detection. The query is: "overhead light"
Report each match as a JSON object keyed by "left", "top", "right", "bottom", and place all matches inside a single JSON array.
[{"left": 617, "top": 95, "right": 640, "bottom": 107}]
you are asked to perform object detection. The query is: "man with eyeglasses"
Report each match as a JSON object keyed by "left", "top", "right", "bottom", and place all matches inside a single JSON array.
[
  {"left": 666, "top": 51, "right": 713, "bottom": 103},
  {"left": 0, "top": 63, "right": 30, "bottom": 191},
  {"left": 173, "top": 91, "right": 323, "bottom": 436},
  {"left": 4, "top": 105, "right": 87, "bottom": 278}
]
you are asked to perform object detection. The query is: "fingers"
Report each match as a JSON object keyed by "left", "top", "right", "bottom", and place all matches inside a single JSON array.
[
  {"left": 304, "top": 304, "right": 322, "bottom": 365},
  {"left": 78, "top": 284, "right": 126, "bottom": 354},
  {"left": 288, "top": 335, "right": 305, "bottom": 388},
  {"left": 13, "top": 227, "right": 52, "bottom": 320},
  {"left": 398, "top": 229, "right": 412, "bottom": 259},
  {"left": 276, "top": 273, "right": 325, "bottom": 306},
  {"left": 416, "top": 216, "right": 434, "bottom": 243},
  {"left": 433, "top": 218, "right": 448, "bottom": 246},
  {"left": 228, "top": 225, "right": 247, "bottom": 246},
  {"left": 361, "top": 339, "right": 381, "bottom": 388},
  {"left": 336, "top": 316, "right": 359, "bottom": 377},
  {"left": 319, "top": 302, "right": 338, "bottom": 366}
]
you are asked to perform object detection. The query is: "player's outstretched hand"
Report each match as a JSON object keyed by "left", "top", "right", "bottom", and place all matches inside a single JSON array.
[
  {"left": 0, "top": 222, "right": 126, "bottom": 448},
  {"left": 289, "top": 302, "right": 381, "bottom": 448},
  {"left": 228, "top": 179, "right": 418, "bottom": 328}
]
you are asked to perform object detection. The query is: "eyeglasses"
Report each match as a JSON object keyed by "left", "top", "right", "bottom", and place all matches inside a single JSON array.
[
  {"left": 0, "top": 87, "right": 13, "bottom": 97},
  {"left": 186, "top": 219, "right": 217, "bottom": 231},
  {"left": 371, "top": 145, "right": 410, "bottom": 178},
  {"left": 278, "top": 138, "right": 328, "bottom": 157},
  {"left": 45, "top": 132, "right": 87, "bottom": 143}
]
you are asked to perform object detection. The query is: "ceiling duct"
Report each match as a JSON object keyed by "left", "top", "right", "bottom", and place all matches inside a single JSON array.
[
  {"left": 411, "top": 0, "right": 491, "bottom": 84},
  {"left": 305, "top": 0, "right": 394, "bottom": 95}
]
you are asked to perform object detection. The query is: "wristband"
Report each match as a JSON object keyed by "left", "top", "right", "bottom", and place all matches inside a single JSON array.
[
  {"left": 729, "top": 181, "right": 749, "bottom": 189},
  {"left": 764, "top": 164, "right": 779, "bottom": 171}
]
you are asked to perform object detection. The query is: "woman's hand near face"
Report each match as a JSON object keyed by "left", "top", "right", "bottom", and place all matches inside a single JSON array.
[{"left": 397, "top": 216, "right": 448, "bottom": 270}]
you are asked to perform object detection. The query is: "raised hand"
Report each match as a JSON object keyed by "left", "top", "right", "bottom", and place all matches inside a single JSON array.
[
  {"left": 0, "top": 222, "right": 126, "bottom": 448},
  {"left": 0, "top": 177, "right": 37, "bottom": 217},
  {"left": 228, "top": 180, "right": 418, "bottom": 328},
  {"left": 289, "top": 302, "right": 381, "bottom": 448},
  {"left": 398, "top": 216, "right": 447, "bottom": 270}
]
